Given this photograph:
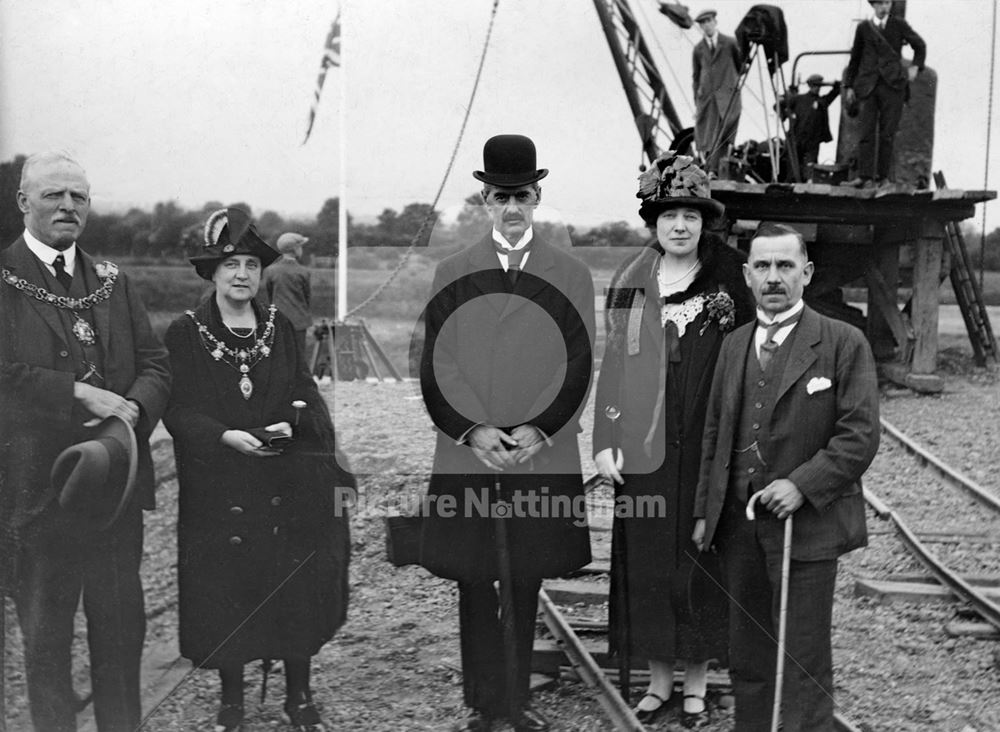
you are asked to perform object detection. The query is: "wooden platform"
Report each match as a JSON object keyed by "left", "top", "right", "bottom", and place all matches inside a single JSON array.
[{"left": 711, "top": 180, "right": 994, "bottom": 225}]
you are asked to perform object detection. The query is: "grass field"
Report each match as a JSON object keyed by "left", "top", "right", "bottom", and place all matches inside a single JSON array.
[{"left": 127, "top": 253, "right": 999, "bottom": 376}]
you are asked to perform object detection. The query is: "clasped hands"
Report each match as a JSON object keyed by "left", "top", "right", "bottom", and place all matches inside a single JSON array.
[
  {"left": 468, "top": 424, "right": 545, "bottom": 471},
  {"left": 221, "top": 422, "right": 293, "bottom": 458}
]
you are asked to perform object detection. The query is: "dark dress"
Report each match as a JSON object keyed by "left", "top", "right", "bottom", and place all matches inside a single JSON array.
[
  {"left": 593, "top": 237, "right": 753, "bottom": 663},
  {"left": 164, "top": 297, "right": 353, "bottom": 667}
]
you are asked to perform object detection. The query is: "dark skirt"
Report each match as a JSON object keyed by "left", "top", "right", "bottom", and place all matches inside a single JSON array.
[{"left": 609, "top": 466, "right": 728, "bottom": 665}]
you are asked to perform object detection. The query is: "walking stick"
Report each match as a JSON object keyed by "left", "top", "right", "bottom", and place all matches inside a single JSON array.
[
  {"left": 604, "top": 406, "right": 630, "bottom": 703},
  {"left": 493, "top": 474, "right": 521, "bottom": 723},
  {"left": 746, "top": 491, "right": 793, "bottom": 732},
  {"left": 1, "top": 592, "right": 6, "bottom": 732}
]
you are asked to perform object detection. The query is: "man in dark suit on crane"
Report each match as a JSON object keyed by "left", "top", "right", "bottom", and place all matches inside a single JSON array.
[{"left": 843, "top": 0, "right": 926, "bottom": 187}]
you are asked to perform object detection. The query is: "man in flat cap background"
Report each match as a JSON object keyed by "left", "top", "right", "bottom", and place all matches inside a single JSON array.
[
  {"left": 261, "top": 231, "right": 313, "bottom": 357},
  {"left": 692, "top": 8, "right": 743, "bottom": 175},
  {"left": 781, "top": 74, "right": 841, "bottom": 181},
  {"left": 418, "top": 134, "right": 595, "bottom": 731},
  {"left": 0, "top": 150, "right": 170, "bottom": 731}
]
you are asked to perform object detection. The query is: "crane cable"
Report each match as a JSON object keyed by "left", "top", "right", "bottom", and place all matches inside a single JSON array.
[
  {"left": 979, "top": 0, "right": 997, "bottom": 291},
  {"left": 343, "top": 0, "right": 500, "bottom": 320},
  {"left": 632, "top": 0, "right": 695, "bottom": 116}
]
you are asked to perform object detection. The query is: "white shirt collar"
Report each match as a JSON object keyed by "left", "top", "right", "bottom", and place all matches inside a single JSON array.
[
  {"left": 754, "top": 300, "right": 804, "bottom": 355},
  {"left": 872, "top": 14, "right": 887, "bottom": 27},
  {"left": 756, "top": 298, "right": 804, "bottom": 326},
  {"left": 23, "top": 229, "right": 77, "bottom": 275},
  {"left": 492, "top": 226, "right": 533, "bottom": 251}
]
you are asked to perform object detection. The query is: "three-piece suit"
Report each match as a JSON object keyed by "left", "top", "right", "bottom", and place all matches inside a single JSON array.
[
  {"left": 695, "top": 305, "right": 880, "bottom": 731},
  {"left": 0, "top": 237, "right": 170, "bottom": 731},
  {"left": 692, "top": 33, "right": 743, "bottom": 173},
  {"left": 844, "top": 16, "right": 926, "bottom": 181},
  {"left": 419, "top": 233, "right": 594, "bottom": 717}
]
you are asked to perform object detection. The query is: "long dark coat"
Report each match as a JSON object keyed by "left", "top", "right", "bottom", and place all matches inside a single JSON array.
[
  {"left": 418, "top": 235, "right": 595, "bottom": 582},
  {"left": 0, "top": 239, "right": 170, "bottom": 587},
  {"left": 164, "top": 297, "right": 352, "bottom": 667},
  {"left": 593, "top": 237, "right": 753, "bottom": 662}
]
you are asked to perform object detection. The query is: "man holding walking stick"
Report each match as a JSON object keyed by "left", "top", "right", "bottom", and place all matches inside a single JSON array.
[
  {"left": 418, "top": 135, "right": 595, "bottom": 732},
  {"left": 693, "top": 222, "right": 880, "bottom": 731}
]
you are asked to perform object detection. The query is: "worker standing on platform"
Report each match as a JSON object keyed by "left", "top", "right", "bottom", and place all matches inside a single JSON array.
[
  {"left": 843, "top": 0, "right": 926, "bottom": 187},
  {"left": 781, "top": 74, "right": 841, "bottom": 181},
  {"left": 693, "top": 8, "right": 743, "bottom": 176}
]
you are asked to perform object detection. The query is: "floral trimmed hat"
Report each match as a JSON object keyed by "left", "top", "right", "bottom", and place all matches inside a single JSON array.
[
  {"left": 189, "top": 207, "right": 280, "bottom": 280},
  {"left": 636, "top": 153, "right": 725, "bottom": 226}
]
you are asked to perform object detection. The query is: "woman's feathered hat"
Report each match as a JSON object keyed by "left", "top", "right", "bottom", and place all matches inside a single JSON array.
[
  {"left": 636, "top": 153, "right": 725, "bottom": 226},
  {"left": 189, "top": 207, "right": 280, "bottom": 280}
]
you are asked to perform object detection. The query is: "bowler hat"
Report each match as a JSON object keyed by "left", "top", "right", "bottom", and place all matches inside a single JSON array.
[
  {"left": 473, "top": 134, "right": 549, "bottom": 187},
  {"left": 636, "top": 153, "right": 725, "bottom": 226},
  {"left": 52, "top": 415, "right": 138, "bottom": 531},
  {"left": 189, "top": 207, "right": 281, "bottom": 280},
  {"left": 806, "top": 73, "right": 824, "bottom": 86},
  {"left": 695, "top": 8, "right": 717, "bottom": 23},
  {"left": 276, "top": 232, "right": 309, "bottom": 253}
]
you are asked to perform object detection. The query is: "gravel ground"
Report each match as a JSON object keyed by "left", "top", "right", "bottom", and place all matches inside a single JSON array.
[{"left": 3, "top": 348, "right": 999, "bottom": 731}]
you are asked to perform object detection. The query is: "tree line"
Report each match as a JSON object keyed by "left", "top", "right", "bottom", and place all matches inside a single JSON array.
[{"left": 1, "top": 154, "right": 996, "bottom": 269}]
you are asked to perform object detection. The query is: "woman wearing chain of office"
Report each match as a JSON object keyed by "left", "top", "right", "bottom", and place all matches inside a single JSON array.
[
  {"left": 164, "top": 208, "right": 353, "bottom": 732},
  {"left": 593, "top": 154, "right": 753, "bottom": 727}
]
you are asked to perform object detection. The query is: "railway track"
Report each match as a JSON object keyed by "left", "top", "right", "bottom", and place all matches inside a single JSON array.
[
  {"left": 533, "top": 415, "right": 1000, "bottom": 731},
  {"left": 867, "top": 418, "right": 1000, "bottom": 631}
]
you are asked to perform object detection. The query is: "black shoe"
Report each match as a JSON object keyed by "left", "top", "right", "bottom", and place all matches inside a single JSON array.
[
  {"left": 455, "top": 709, "right": 494, "bottom": 732},
  {"left": 214, "top": 703, "right": 244, "bottom": 732},
  {"left": 512, "top": 704, "right": 550, "bottom": 732},
  {"left": 283, "top": 700, "right": 325, "bottom": 731},
  {"left": 681, "top": 695, "right": 708, "bottom": 728},
  {"left": 633, "top": 692, "right": 670, "bottom": 724}
]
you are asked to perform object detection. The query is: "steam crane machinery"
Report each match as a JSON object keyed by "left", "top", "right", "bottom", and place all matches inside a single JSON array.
[{"left": 590, "top": 0, "right": 996, "bottom": 391}]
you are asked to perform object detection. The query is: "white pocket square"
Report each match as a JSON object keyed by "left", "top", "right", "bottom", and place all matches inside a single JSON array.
[{"left": 807, "top": 376, "right": 832, "bottom": 395}]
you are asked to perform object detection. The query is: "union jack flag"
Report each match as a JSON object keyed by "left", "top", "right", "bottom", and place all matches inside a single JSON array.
[{"left": 304, "top": 12, "right": 341, "bottom": 143}]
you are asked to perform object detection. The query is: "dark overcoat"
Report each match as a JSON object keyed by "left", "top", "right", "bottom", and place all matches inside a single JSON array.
[
  {"left": 0, "top": 238, "right": 170, "bottom": 542},
  {"left": 593, "top": 238, "right": 753, "bottom": 662},
  {"left": 164, "top": 297, "right": 352, "bottom": 666},
  {"left": 844, "top": 17, "right": 926, "bottom": 98},
  {"left": 260, "top": 256, "right": 312, "bottom": 331},
  {"left": 418, "top": 235, "right": 595, "bottom": 582},
  {"left": 695, "top": 305, "right": 880, "bottom": 559},
  {"left": 692, "top": 33, "right": 743, "bottom": 155}
]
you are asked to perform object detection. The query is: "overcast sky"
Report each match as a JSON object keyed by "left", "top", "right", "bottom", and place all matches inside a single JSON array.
[{"left": 1, "top": 0, "right": 997, "bottom": 232}]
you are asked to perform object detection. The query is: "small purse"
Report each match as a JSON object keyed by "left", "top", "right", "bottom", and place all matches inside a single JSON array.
[
  {"left": 246, "top": 427, "right": 293, "bottom": 450},
  {"left": 384, "top": 515, "right": 423, "bottom": 567}
]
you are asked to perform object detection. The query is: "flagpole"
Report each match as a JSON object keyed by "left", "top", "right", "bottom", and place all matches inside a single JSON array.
[{"left": 336, "top": 0, "right": 348, "bottom": 321}]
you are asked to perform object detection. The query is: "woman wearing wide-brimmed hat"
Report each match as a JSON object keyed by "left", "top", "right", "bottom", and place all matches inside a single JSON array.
[
  {"left": 593, "top": 154, "right": 754, "bottom": 726},
  {"left": 163, "top": 208, "right": 353, "bottom": 732}
]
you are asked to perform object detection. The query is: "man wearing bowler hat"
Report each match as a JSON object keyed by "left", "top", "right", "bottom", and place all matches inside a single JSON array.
[
  {"left": 0, "top": 151, "right": 170, "bottom": 731},
  {"left": 261, "top": 231, "right": 313, "bottom": 357},
  {"left": 692, "top": 8, "right": 743, "bottom": 175},
  {"left": 418, "top": 135, "right": 595, "bottom": 731}
]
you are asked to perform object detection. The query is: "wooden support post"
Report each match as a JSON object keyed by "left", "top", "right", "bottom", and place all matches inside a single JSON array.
[
  {"left": 867, "top": 227, "right": 904, "bottom": 361},
  {"left": 910, "top": 220, "right": 945, "bottom": 374}
]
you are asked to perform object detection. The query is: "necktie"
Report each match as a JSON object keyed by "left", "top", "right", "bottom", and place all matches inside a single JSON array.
[
  {"left": 494, "top": 244, "right": 529, "bottom": 284},
  {"left": 53, "top": 254, "right": 73, "bottom": 291},
  {"left": 757, "top": 311, "right": 802, "bottom": 370}
]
